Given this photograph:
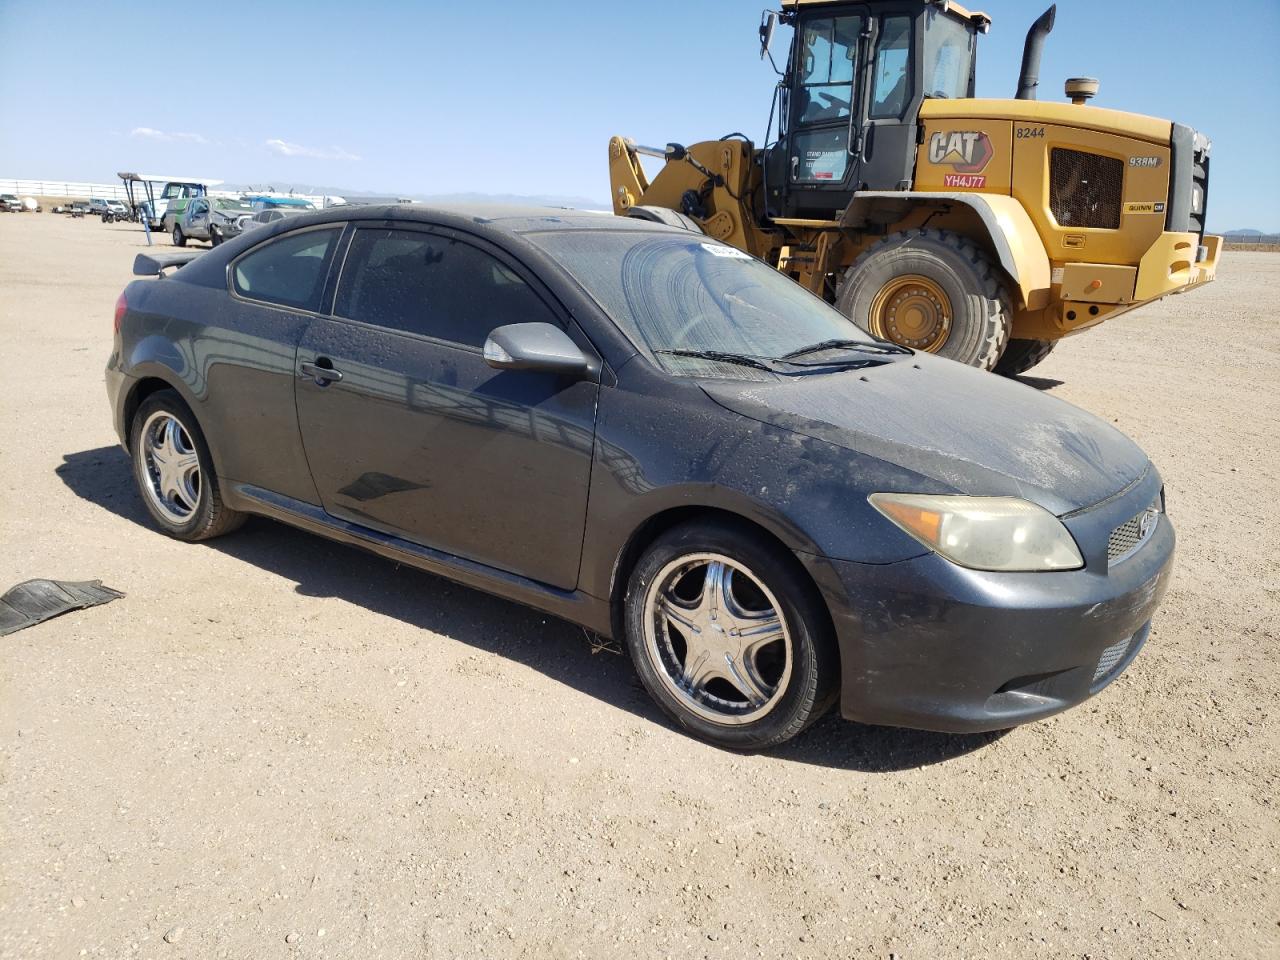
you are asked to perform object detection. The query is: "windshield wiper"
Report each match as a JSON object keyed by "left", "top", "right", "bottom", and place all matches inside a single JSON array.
[
  {"left": 778, "top": 338, "right": 911, "bottom": 361},
  {"left": 655, "top": 349, "right": 775, "bottom": 372}
]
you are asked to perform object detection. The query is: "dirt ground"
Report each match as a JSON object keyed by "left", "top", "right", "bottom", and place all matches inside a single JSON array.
[{"left": 1, "top": 213, "right": 1276, "bottom": 960}]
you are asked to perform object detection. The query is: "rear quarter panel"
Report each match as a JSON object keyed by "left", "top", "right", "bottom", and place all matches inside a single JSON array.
[{"left": 118, "top": 276, "right": 319, "bottom": 504}]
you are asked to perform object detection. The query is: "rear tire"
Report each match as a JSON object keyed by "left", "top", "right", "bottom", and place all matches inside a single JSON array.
[
  {"left": 625, "top": 205, "right": 704, "bottom": 233},
  {"left": 172, "top": 225, "right": 186, "bottom": 247},
  {"left": 623, "top": 520, "right": 838, "bottom": 750},
  {"left": 129, "top": 390, "right": 245, "bottom": 542},
  {"left": 836, "top": 228, "right": 1012, "bottom": 370},
  {"left": 994, "top": 338, "right": 1056, "bottom": 376}
]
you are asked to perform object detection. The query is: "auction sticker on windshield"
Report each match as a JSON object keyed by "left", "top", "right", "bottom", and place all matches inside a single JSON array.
[{"left": 700, "top": 243, "right": 752, "bottom": 259}]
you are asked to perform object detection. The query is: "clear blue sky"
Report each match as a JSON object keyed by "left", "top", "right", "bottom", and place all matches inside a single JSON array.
[{"left": 1, "top": 0, "right": 1275, "bottom": 229}]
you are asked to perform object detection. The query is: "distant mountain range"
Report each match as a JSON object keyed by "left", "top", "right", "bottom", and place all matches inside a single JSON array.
[
  {"left": 1220, "top": 228, "right": 1277, "bottom": 237},
  {"left": 223, "top": 183, "right": 609, "bottom": 209}
]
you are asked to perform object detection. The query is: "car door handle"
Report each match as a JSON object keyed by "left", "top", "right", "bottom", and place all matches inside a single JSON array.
[{"left": 299, "top": 359, "right": 343, "bottom": 385}]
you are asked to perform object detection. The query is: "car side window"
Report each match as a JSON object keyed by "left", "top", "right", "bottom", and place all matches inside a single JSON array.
[
  {"left": 334, "top": 227, "right": 557, "bottom": 348},
  {"left": 233, "top": 227, "right": 341, "bottom": 311}
]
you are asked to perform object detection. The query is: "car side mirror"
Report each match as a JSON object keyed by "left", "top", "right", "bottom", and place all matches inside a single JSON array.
[{"left": 483, "top": 322, "right": 590, "bottom": 377}]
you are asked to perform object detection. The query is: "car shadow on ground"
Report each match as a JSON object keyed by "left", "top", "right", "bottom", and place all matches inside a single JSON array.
[
  {"left": 1016, "top": 374, "right": 1065, "bottom": 391},
  {"left": 57, "top": 446, "right": 1003, "bottom": 772}
]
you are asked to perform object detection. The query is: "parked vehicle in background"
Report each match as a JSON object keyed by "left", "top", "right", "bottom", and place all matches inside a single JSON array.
[
  {"left": 89, "top": 198, "right": 129, "bottom": 219},
  {"left": 117, "top": 173, "right": 221, "bottom": 230},
  {"left": 107, "top": 205, "right": 1175, "bottom": 749},
  {"left": 245, "top": 195, "right": 317, "bottom": 212},
  {"left": 168, "top": 197, "right": 255, "bottom": 247},
  {"left": 19, "top": 197, "right": 42, "bottom": 212},
  {"left": 0, "top": 194, "right": 22, "bottom": 212},
  {"left": 239, "top": 207, "right": 307, "bottom": 232}
]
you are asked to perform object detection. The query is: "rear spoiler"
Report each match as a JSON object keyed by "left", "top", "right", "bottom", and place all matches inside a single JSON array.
[{"left": 133, "top": 251, "right": 200, "bottom": 277}]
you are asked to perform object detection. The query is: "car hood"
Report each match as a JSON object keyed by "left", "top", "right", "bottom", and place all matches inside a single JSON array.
[{"left": 701, "top": 353, "right": 1149, "bottom": 516}]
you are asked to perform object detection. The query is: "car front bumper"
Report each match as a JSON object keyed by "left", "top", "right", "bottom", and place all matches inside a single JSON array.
[
  {"left": 805, "top": 469, "right": 1174, "bottom": 733},
  {"left": 211, "top": 219, "right": 245, "bottom": 238}
]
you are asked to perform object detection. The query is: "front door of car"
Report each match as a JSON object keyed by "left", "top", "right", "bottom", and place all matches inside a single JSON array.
[
  {"left": 293, "top": 223, "right": 599, "bottom": 590},
  {"left": 187, "top": 199, "right": 208, "bottom": 235}
]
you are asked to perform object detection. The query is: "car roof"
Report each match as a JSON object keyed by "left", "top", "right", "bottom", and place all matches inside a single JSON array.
[{"left": 275, "top": 203, "right": 673, "bottom": 239}]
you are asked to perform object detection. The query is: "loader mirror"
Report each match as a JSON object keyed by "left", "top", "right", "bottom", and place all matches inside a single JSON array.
[{"left": 759, "top": 11, "right": 777, "bottom": 59}]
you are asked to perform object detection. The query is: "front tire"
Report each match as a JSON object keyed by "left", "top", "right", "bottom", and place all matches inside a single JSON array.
[
  {"left": 623, "top": 520, "right": 837, "bottom": 750},
  {"left": 172, "top": 225, "right": 186, "bottom": 247},
  {"left": 837, "top": 228, "right": 1012, "bottom": 370},
  {"left": 994, "top": 338, "right": 1056, "bottom": 376},
  {"left": 129, "top": 390, "right": 245, "bottom": 542}
]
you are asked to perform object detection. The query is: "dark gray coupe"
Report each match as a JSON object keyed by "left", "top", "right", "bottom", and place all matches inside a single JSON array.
[{"left": 106, "top": 205, "right": 1174, "bottom": 749}]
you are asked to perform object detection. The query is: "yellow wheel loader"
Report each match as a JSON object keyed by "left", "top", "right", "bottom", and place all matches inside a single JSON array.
[{"left": 608, "top": 1, "right": 1220, "bottom": 374}]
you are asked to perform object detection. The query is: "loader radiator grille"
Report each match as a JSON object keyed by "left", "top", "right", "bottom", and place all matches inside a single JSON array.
[{"left": 1050, "top": 149, "right": 1123, "bottom": 230}]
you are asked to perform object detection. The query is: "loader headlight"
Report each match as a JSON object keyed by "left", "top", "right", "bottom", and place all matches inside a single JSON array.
[
  {"left": 869, "top": 494, "right": 1084, "bottom": 572},
  {"left": 1191, "top": 183, "right": 1205, "bottom": 214}
]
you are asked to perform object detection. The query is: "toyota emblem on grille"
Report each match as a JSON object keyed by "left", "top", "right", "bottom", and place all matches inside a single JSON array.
[{"left": 1139, "top": 508, "right": 1159, "bottom": 539}]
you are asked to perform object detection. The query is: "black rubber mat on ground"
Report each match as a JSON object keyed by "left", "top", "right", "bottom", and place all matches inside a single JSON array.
[{"left": 0, "top": 579, "right": 124, "bottom": 636}]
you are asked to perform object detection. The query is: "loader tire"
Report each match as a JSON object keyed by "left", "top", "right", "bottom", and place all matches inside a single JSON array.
[
  {"left": 994, "top": 338, "right": 1056, "bottom": 377},
  {"left": 836, "top": 229, "right": 1012, "bottom": 371},
  {"left": 625, "top": 205, "right": 703, "bottom": 233}
]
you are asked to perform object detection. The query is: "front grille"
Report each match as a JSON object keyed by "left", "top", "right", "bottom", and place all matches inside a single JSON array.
[
  {"left": 1093, "top": 635, "right": 1133, "bottom": 684},
  {"left": 1108, "top": 498, "right": 1161, "bottom": 563},
  {"left": 1050, "top": 148, "right": 1123, "bottom": 229}
]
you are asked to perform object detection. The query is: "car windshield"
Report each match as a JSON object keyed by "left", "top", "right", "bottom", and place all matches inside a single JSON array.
[
  {"left": 214, "top": 199, "right": 253, "bottom": 211},
  {"left": 525, "top": 229, "right": 877, "bottom": 375}
]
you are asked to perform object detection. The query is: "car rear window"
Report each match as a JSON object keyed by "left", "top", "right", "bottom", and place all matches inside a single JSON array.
[{"left": 232, "top": 227, "right": 341, "bottom": 311}]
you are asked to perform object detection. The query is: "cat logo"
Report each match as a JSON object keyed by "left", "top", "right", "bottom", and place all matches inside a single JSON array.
[{"left": 928, "top": 131, "right": 993, "bottom": 188}]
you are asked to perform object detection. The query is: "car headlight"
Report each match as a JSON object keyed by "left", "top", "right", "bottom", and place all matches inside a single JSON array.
[{"left": 868, "top": 493, "right": 1084, "bottom": 572}]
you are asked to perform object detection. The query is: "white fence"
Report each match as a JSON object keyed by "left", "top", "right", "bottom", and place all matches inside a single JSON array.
[
  {"left": 0, "top": 178, "right": 136, "bottom": 200},
  {"left": 0, "top": 178, "right": 331, "bottom": 208}
]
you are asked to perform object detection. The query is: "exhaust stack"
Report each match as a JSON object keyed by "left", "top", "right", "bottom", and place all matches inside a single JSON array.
[{"left": 1016, "top": 5, "right": 1057, "bottom": 100}]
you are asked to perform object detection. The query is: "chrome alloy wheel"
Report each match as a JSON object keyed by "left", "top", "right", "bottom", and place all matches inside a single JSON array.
[
  {"left": 138, "top": 410, "right": 201, "bottom": 524},
  {"left": 642, "top": 553, "right": 793, "bottom": 725}
]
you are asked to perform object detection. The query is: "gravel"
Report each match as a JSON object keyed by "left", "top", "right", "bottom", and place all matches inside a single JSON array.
[{"left": 0, "top": 215, "right": 1276, "bottom": 958}]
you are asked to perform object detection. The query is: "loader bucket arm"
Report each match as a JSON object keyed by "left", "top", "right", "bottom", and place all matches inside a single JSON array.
[{"left": 608, "top": 137, "right": 651, "bottom": 214}]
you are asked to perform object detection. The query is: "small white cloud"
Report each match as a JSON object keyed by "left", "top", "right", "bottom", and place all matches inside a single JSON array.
[
  {"left": 265, "top": 138, "right": 360, "bottom": 161},
  {"left": 130, "top": 126, "right": 208, "bottom": 144}
]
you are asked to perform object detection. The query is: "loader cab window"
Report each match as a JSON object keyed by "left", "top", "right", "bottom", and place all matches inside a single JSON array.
[
  {"left": 923, "top": 9, "right": 975, "bottom": 99},
  {"left": 870, "top": 16, "right": 912, "bottom": 119},
  {"left": 795, "top": 15, "right": 864, "bottom": 125}
]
